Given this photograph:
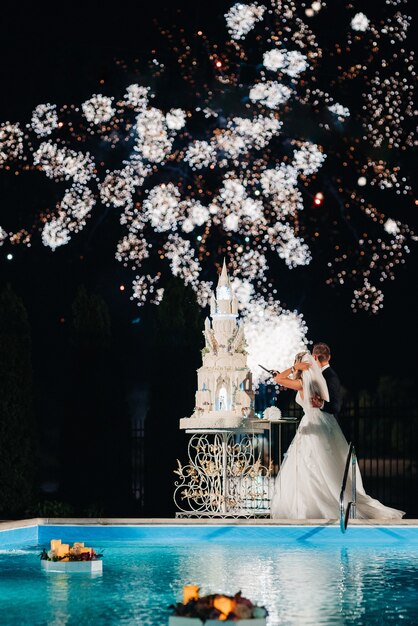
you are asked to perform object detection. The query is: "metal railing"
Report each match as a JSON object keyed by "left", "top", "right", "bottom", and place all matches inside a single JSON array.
[{"left": 340, "top": 442, "right": 357, "bottom": 533}]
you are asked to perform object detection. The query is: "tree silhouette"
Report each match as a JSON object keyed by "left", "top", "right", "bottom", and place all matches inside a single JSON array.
[
  {"left": 144, "top": 278, "right": 203, "bottom": 515},
  {"left": 61, "top": 286, "right": 131, "bottom": 514},
  {"left": 0, "top": 285, "right": 36, "bottom": 517}
]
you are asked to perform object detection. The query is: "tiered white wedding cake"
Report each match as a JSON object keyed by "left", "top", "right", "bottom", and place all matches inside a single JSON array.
[{"left": 179, "top": 261, "right": 254, "bottom": 430}]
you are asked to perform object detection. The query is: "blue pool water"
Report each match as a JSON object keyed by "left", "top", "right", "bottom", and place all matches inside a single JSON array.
[{"left": 1, "top": 525, "right": 418, "bottom": 625}]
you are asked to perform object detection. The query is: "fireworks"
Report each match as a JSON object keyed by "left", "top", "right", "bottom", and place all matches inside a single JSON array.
[
  {"left": 0, "top": 0, "right": 415, "bottom": 329},
  {"left": 328, "top": 103, "right": 350, "bottom": 120},
  {"left": 99, "top": 167, "right": 142, "bottom": 209},
  {"left": 134, "top": 107, "right": 178, "bottom": 163},
  {"left": 121, "top": 84, "right": 150, "bottom": 110},
  {"left": 82, "top": 94, "right": 115, "bottom": 125},
  {"left": 164, "top": 234, "right": 201, "bottom": 286},
  {"left": 143, "top": 183, "right": 182, "bottom": 232},
  {"left": 351, "top": 279, "right": 384, "bottom": 314},
  {"left": 30, "top": 104, "right": 59, "bottom": 137},
  {"left": 165, "top": 108, "right": 187, "bottom": 130},
  {"left": 184, "top": 141, "right": 217, "bottom": 170},
  {"left": 41, "top": 219, "right": 71, "bottom": 251},
  {"left": 249, "top": 82, "right": 292, "bottom": 109},
  {"left": 115, "top": 233, "right": 150, "bottom": 268},
  {"left": 263, "top": 49, "right": 308, "bottom": 77},
  {"left": 131, "top": 274, "right": 164, "bottom": 306},
  {"left": 351, "top": 12, "right": 370, "bottom": 32},
  {"left": 0, "top": 226, "right": 7, "bottom": 244},
  {"left": 61, "top": 185, "right": 95, "bottom": 230},
  {"left": 225, "top": 3, "right": 266, "bottom": 40},
  {"left": 384, "top": 219, "right": 400, "bottom": 236},
  {"left": 0, "top": 122, "right": 23, "bottom": 164},
  {"left": 33, "top": 142, "right": 95, "bottom": 184}
]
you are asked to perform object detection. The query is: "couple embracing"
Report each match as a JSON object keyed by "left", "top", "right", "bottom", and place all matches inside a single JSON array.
[{"left": 270, "top": 342, "right": 404, "bottom": 520}]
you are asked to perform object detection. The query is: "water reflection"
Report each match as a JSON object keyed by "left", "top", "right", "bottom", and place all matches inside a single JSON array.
[
  {"left": 1, "top": 541, "right": 418, "bottom": 625},
  {"left": 46, "top": 574, "right": 70, "bottom": 626},
  {"left": 173, "top": 543, "right": 417, "bottom": 626}
]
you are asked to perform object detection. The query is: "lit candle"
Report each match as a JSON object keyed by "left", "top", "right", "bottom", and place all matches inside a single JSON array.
[
  {"left": 70, "top": 542, "right": 84, "bottom": 555},
  {"left": 183, "top": 585, "right": 200, "bottom": 604},
  {"left": 213, "top": 595, "right": 235, "bottom": 620},
  {"left": 57, "top": 544, "right": 70, "bottom": 558},
  {"left": 50, "top": 539, "right": 61, "bottom": 553}
]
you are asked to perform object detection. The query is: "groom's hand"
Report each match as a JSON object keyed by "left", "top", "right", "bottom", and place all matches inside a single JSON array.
[
  {"left": 294, "top": 362, "right": 311, "bottom": 371},
  {"left": 311, "top": 395, "right": 324, "bottom": 408}
]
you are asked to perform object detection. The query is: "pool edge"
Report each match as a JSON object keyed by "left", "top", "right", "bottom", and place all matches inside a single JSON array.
[{"left": 1, "top": 517, "right": 418, "bottom": 530}]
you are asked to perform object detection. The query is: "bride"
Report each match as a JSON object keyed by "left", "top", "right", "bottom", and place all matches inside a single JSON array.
[{"left": 271, "top": 351, "right": 404, "bottom": 519}]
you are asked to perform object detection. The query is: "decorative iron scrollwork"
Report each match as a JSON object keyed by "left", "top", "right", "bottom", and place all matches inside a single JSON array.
[{"left": 174, "top": 431, "right": 271, "bottom": 517}]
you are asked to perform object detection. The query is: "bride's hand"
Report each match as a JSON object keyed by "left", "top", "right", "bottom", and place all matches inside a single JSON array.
[{"left": 294, "top": 362, "right": 311, "bottom": 371}]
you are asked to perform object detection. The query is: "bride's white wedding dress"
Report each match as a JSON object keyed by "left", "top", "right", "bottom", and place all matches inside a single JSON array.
[{"left": 271, "top": 356, "right": 404, "bottom": 519}]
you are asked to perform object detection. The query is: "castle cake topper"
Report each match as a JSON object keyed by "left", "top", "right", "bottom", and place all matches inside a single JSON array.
[{"left": 179, "top": 260, "right": 255, "bottom": 430}]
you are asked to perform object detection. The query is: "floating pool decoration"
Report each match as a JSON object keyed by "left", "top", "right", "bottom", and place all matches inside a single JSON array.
[
  {"left": 169, "top": 588, "right": 267, "bottom": 625},
  {"left": 40, "top": 539, "right": 103, "bottom": 573}
]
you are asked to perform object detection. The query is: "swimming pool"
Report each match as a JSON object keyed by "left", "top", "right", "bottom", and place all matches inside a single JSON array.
[{"left": 1, "top": 522, "right": 418, "bottom": 625}]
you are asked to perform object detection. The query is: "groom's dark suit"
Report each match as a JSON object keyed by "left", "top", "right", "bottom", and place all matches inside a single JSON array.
[{"left": 321, "top": 366, "right": 342, "bottom": 419}]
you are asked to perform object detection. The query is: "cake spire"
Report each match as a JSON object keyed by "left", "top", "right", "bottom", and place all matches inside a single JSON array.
[
  {"left": 215, "top": 259, "right": 236, "bottom": 314},
  {"left": 217, "top": 258, "right": 230, "bottom": 289}
]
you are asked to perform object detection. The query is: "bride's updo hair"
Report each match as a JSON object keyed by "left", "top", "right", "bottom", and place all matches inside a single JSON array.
[{"left": 293, "top": 351, "right": 308, "bottom": 380}]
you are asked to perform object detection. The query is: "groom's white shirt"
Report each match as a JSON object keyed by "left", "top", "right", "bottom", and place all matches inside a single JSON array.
[{"left": 320, "top": 363, "right": 330, "bottom": 411}]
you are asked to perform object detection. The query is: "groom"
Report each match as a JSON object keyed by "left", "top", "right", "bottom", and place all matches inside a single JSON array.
[{"left": 296, "top": 342, "right": 343, "bottom": 422}]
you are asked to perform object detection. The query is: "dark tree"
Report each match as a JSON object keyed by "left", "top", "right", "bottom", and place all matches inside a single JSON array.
[
  {"left": 60, "top": 286, "right": 131, "bottom": 515},
  {"left": 144, "top": 278, "right": 203, "bottom": 516},
  {"left": 0, "top": 285, "right": 36, "bottom": 517}
]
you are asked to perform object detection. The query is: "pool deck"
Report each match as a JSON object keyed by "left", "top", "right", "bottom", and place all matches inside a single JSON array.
[{"left": 1, "top": 517, "right": 417, "bottom": 531}]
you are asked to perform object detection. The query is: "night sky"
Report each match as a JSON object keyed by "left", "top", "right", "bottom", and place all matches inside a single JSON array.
[{"left": 0, "top": 0, "right": 417, "bottom": 393}]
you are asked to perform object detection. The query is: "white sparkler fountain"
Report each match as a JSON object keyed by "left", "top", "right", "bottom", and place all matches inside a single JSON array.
[{"left": 174, "top": 261, "right": 272, "bottom": 518}]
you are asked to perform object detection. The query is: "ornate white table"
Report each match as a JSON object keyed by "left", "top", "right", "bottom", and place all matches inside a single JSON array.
[{"left": 174, "top": 418, "right": 299, "bottom": 518}]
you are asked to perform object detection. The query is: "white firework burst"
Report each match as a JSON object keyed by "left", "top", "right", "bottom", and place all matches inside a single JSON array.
[
  {"left": 0, "top": 122, "right": 24, "bottom": 165},
  {"left": 263, "top": 48, "right": 308, "bottom": 77},
  {"left": 185, "top": 140, "right": 217, "bottom": 169},
  {"left": 131, "top": 274, "right": 164, "bottom": 306},
  {"left": 116, "top": 233, "right": 150, "bottom": 268},
  {"left": 166, "top": 108, "right": 187, "bottom": 130},
  {"left": 225, "top": 3, "right": 266, "bottom": 40},
  {"left": 351, "top": 12, "right": 370, "bottom": 31},
  {"left": 143, "top": 183, "right": 182, "bottom": 232},
  {"left": 33, "top": 142, "right": 95, "bottom": 184},
  {"left": 42, "top": 218, "right": 71, "bottom": 250},
  {"left": 30, "top": 104, "right": 59, "bottom": 137},
  {"left": 249, "top": 81, "right": 292, "bottom": 109},
  {"left": 60, "top": 185, "right": 95, "bottom": 229},
  {"left": 82, "top": 94, "right": 115, "bottom": 124},
  {"left": 135, "top": 107, "right": 173, "bottom": 163},
  {"left": 351, "top": 279, "right": 384, "bottom": 313},
  {"left": 122, "top": 84, "right": 150, "bottom": 110},
  {"left": 100, "top": 167, "right": 141, "bottom": 209}
]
